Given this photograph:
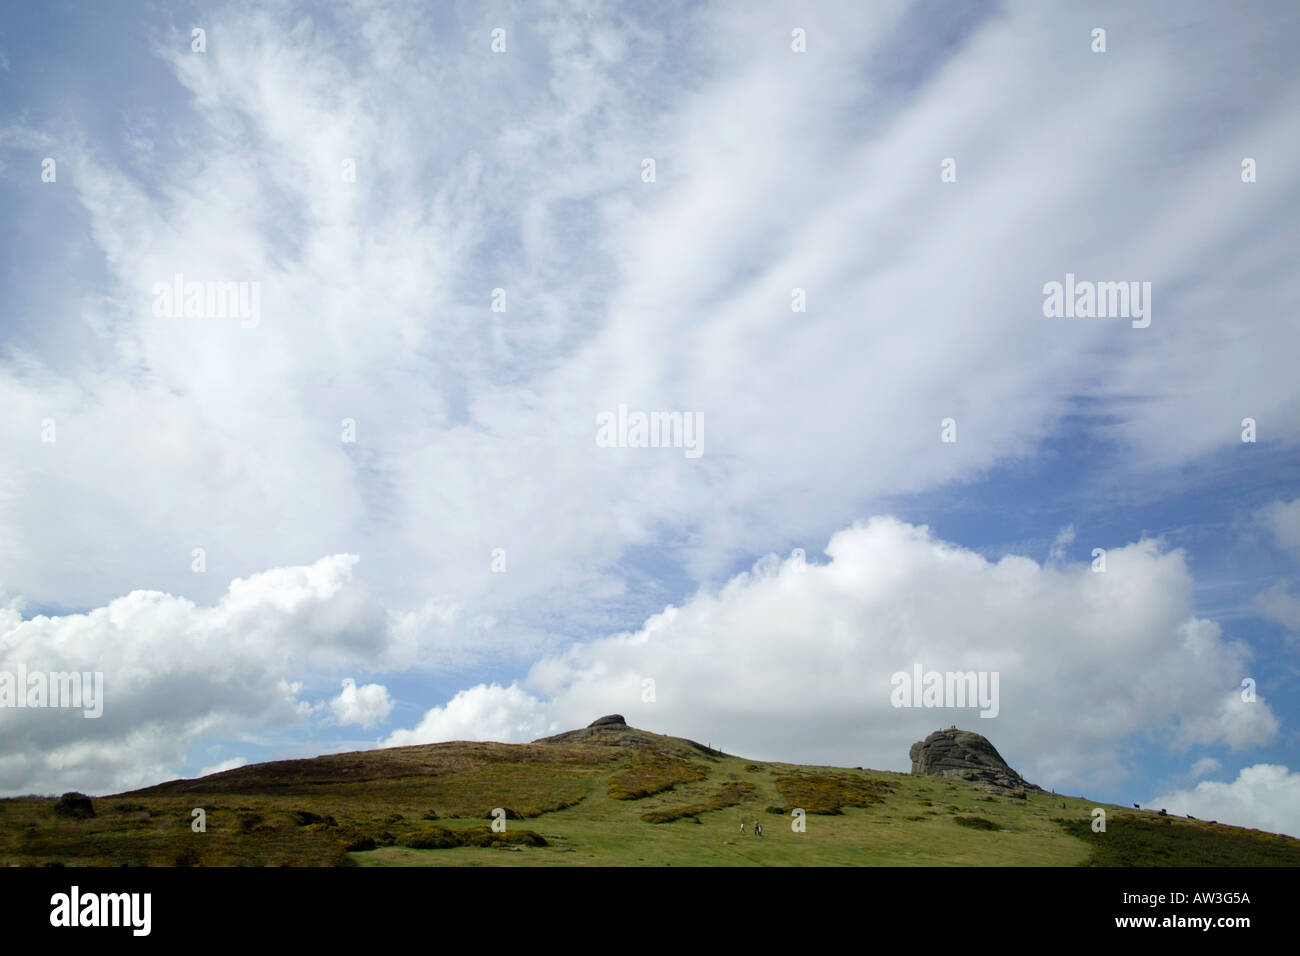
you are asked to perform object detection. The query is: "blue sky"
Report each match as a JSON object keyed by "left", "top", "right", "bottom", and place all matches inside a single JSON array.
[{"left": 1, "top": 0, "right": 1299, "bottom": 836}]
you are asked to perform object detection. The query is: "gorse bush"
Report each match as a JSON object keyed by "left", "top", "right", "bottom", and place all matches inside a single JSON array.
[
  {"left": 52, "top": 793, "right": 95, "bottom": 819},
  {"left": 608, "top": 755, "right": 708, "bottom": 800},
  {"left": 771, "top": 773, "right": 894, "bottom": 815},
  {"left": 641, "top": 781, "right": 756, "bottom": 824},
  {"left": 1053, "top": 814, "right": 1300, "bottom": 866},
  {"left": 402, "top": 825, "right": 548, "bottom": 850}
]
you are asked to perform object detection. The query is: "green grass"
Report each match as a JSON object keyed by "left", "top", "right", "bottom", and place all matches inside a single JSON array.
[{"left": 3, "top": 728, "right": 1297, "bottom": 867}]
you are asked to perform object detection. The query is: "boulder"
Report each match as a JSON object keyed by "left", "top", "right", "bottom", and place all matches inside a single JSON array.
[
  {"left": 588, "top": 714, "right": 627, "bottom": 728},
  {"left": 908, "top": 728, "right": 1040, "bottom": 794}
]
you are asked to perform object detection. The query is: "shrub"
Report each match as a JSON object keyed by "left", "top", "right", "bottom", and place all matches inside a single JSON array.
[
  {"left": 291, "top": 810, "right": 336, "bottom": 827},
  {"left": 402, "top": 825, "right": 547, "bottom": 850},
  {"left": 641, "top": 781, "right": 757, "bottom": 824},
  {"left": 1054, "top": 814, "right": 1300, "bottom": 865},
  {"left": 771, "top": 773, "right": 894, "bottom": 814},
  {"left": 174, "top": 847, "right": 202, "bottom": 866},
  {"left": 338, "top": 830, "right": 376, "bottom": 852},
  {"left": 609, "top": 755, "right": 707, "bottom": 800},
  {"left": 459, "top": 827, "right": 547, "bottom": 848},
  {"left": 52, "top": 793, "right": 95, "bottom": 819},
  {"left": 954, "top": 815, "right": 999, "bottom": 831},
  {"left": 403, "top": 826, "right": 461, "bottom": 849}
]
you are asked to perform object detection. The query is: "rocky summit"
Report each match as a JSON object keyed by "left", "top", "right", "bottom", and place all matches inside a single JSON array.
[
  {"left": 909, "top": 727, "right": 1041, "bottom": 796},
  {"left": 533, "top": 715, "right": 724, "bottom": 758}
]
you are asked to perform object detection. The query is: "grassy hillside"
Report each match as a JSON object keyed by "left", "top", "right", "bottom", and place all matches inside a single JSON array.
[{"left": 2, "top": 726, "right": 1296, "bottom": 867}]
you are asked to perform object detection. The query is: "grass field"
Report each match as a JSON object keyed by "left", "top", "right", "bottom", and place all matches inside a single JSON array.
[{"left": 3, "top": 726, "right": 1296, "bottom": 867}]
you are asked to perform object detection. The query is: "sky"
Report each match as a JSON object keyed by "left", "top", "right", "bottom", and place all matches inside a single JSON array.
[{"left": 1, "top": 0, "right": 1298, "bottom": 838}]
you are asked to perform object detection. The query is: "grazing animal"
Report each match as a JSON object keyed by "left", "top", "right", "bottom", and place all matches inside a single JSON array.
[
  {"left": 1186, "top": 814, "right": 1196, "bottom": 820},
  {"left": 1158, "top": 809, "right": 1167, "bottom": 816},
  {"left": 1133, "top": 803, "right": 1140, "bottom": 809}
]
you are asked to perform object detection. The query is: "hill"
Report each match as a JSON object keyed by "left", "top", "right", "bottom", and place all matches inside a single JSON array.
[{"left": 2, "top": 716, "right": 1297, "bottom": 867}]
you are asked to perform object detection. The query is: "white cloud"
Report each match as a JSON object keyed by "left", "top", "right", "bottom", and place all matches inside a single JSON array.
[
  {"left": 329, "top": 679, "right": 393, "bottom": 729},
  {"left": 1254, "top": 581, "right": 1300, "bottom": 631},
  {"left": 0, "top": 555, "right": 394, "bottom": 795},
  {"left": 382, "top": 683, "right": 551, "bottom": 748},
  {"left": 382, "top": 517, "right": 1277, "bottom": 792},
  {"left": 1189, "top": 757, "right": 1221, "bottom": 779},
  {"left": 1149, "top": 764, "right": 1300, "bottom": 837},
  {"left": 1049, "top": 524, "right": 1076, "bottom": 563},
  {"left": 1261, "top": 499, "right": 1300, "bottom": 556},
  {"left": 1249, "top": 498, "right": 1300, "bottom": 634}
]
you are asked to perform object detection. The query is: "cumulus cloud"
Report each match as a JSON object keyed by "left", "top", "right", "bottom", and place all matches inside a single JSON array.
[
  {"left": 382, "top": 683, "right": 551, "bottom": 748},
  {"left": 1189, "top": 757, "right": 1221, "bottom": 780},
  {"left": 329, "top": 678, "right": 393, "bottom": 729},
  {"left": 382, "top": 518, "right": 1277, "bottom": 791},
  {"left": 0, "top": 555, "right": 393, "bottom": 795},
  {"left": 1148, "top": 764, "right": 1300, "bottom": 838}
]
